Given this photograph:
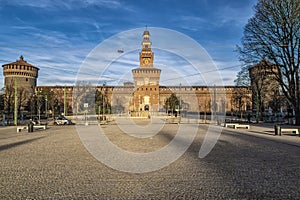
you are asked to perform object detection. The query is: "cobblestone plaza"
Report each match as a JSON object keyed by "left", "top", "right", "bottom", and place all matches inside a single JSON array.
[{"left": 1, "top": 121, "right": 299, "bottom": 199}]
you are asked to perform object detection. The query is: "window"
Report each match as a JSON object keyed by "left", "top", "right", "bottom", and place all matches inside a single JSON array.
[
  {"left": 144, "top": 78, "right": 149, "bottom": 85},
  {"left": 144, "top": 96, "right": 150, "bottom": 104}
]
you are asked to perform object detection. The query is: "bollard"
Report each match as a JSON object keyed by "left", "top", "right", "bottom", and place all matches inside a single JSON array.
[{"left": 274, "top": 125, "right": 281, "bottom": 136}]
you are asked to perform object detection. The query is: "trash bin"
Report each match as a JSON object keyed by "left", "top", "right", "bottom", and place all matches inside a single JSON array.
[
  {"left": 274, "top": 125, "right": 281, "bottom": 136},
  {"left": 28, "top": 122, "right": 34, "bottom": 132}
]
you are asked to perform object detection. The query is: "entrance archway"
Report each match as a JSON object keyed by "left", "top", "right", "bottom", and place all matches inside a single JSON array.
[{"left": 144, "top": 105, "right": 149, "bottom": 111}]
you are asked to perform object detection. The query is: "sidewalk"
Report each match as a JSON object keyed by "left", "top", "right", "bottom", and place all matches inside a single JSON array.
[
  {"left": 0, "top": 125, "right": 17, "bottom": 131},
  {"left": 223, "top": 123, "right": 300, "bottom": 147}
]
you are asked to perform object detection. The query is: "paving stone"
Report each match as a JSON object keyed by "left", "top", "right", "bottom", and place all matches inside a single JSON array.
[{"left": 0, "top": 123, "right": 299, "bottom": 199}]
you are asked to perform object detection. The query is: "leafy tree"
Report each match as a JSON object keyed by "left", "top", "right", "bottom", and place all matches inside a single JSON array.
[
  {"left": 238, "top": 0, "right": 300, "bottom": 124},
  {"left": 165, "top": 93, "right": 180, "bottom": 114},
  {"left": 95, "top": 89, "right": 111, "bottom": 114}
]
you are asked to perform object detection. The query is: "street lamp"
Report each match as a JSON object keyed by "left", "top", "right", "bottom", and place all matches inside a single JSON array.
[
  {"left": 102, "top": 82, "right": 106, "bottom": 120},
  {"left": 14, "top": 79, "right": 18, "bottom": 126},
  {"left": 179, "top": 83, "right": 182, "bottom": 117},
  {"left": 45, "top": 95, "right": 48, "bottom": 119}
]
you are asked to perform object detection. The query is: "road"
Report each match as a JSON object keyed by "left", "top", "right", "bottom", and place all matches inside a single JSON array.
[{"left": 0, "top": 122, "right": 299, "bottom": 199}]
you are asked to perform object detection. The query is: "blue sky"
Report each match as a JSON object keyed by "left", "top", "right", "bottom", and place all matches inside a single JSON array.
[{"left": 0, "top": 0, "right": 257, "bottom": 87}]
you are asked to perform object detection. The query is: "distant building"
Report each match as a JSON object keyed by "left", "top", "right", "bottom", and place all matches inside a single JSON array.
[{"left": 3, "top": 29, "right": 253, "bottom": 119}]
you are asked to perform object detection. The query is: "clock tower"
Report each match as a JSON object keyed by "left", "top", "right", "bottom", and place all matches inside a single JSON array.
[
  {"left": 139, "top": 28, "right": 154, "bottom": 67},
  {"left": 132, "top": 28, "right": 161, "bottom": 113}
]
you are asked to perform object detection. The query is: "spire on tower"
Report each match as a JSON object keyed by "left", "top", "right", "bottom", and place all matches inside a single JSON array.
[{"left": 143, "top": 26, "right": 150, "bottom": 36}]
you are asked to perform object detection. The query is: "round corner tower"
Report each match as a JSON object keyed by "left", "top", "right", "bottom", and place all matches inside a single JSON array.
[
  {"left": 2, "top": 55, "right": 39, "bottom": 93},
  {"left": 248, "top": 58, "right": 280, "bottom": 113}
]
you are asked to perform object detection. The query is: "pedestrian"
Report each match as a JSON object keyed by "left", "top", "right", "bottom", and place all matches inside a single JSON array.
[{"left": 247, "top": 113, "right": 251, "bottom": 123}]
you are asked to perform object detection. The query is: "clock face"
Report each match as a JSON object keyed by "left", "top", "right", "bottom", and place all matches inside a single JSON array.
[{"left": 143, "top": 58, "right": 149, "bottom": 64}]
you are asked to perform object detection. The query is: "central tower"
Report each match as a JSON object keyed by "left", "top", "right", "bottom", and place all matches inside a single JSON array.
[
  {"left": 132, "top": 28, "right": 161, "bottom": 112},
  {"left": 139, "top": 28, "right": 154, "bottom": 67}
]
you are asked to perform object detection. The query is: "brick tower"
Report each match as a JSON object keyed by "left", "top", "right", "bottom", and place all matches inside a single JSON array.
[
  {"left": 2, "top": 55, "right": 39, "bottom": 92},
  {"left": 2, "top": 56, "right": 39, "bottom": 115},
  {"left": 132, "top": 28, "right": 161, "bottom": 112}
]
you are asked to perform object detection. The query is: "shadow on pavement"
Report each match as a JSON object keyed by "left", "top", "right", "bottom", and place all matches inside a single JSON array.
[{"left": 0, "top": 137, "right": 45, "bottom": 151}]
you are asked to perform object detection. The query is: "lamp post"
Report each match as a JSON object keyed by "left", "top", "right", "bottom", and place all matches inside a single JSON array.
[
  {"left": 37, "top": 95, "right": 41, "bottom": 124},
  {"left": 179, "top": 83, "right": 181, "bottom": 117},
  {"left": 14, "top": 79, "right": 18, "bottom": 126},
  {"left": 45, "top": 95, "right": 48, "bottom": 119},
  {"left": 256, "top": 90, "right": 259, "bottom": 123},
  {"left": 102, "top": 82, "right": 106, "bottom": 120},
  {"left": 213, "top": 84, "right": 216, "bottom": 122},
  {"left": 102, "top": 92, "right": 104, "bottom": 120},
  {"left": 63, "top": 86, "right": 66, "bottom": 116}
]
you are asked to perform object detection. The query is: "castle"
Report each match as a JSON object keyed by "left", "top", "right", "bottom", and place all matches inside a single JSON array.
[{"left": 4, "top": 29, "right": 282, "bottom": 121}]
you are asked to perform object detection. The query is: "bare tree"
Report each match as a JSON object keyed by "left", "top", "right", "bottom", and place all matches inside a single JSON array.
[
  {"left": 231, "top": 87, "right": 251, "bottom": 119},
  {"left": 268, "top": 89, "right": 285, "bottom": 114},
  {"left": 4, "top": 80, "right": 32, "bottom": 119},
  {"left": 250, "top": 76, "right": 266, "bottom": 121},
  {"left": 234, "top": 66, "right": 251, "bottom": 86},
  {"left": 4, "top": 80, "right": 14, "bottom": 116},
  {"left": 73, "top": 81, "right": 95, "bottom": 114},
  {"left": 238, "top": 0, "right": 300, "bottom": 124},
  {"left": 0, "top": 92, "right": 4, "bottom": 115},
  {"left": 17, "top": 86, "right": 31, "bottom": 116}
]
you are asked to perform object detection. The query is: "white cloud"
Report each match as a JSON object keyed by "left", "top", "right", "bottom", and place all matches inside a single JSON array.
[
  {"left": 1, "top": 0, "right": 123, "bottom": 9},
  {"left": 0, "top": 25, "right": 241, "bottom": 90},
  {"left": 213, "top": 4, "right": 255, "bottom": 28}
]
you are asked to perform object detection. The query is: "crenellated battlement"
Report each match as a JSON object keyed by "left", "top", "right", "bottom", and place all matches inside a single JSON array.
[{"left": 2, "top": 55, "right": 39, "bottom": 92}]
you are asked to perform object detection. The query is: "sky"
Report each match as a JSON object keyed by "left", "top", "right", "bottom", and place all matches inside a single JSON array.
[{"left": 0, "top": 0, "right": 257, "bottom": 88}]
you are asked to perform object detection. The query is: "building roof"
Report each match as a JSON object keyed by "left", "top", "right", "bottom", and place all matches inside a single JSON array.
[
  {"left": 2, "top": 55, "right": 39, "bottom": 70},
  {"left": 248, "top": 58, "right": 275, "bottom": 71},
  {"left": 132, "top": 67, "right": 161, "bottom": 71}
]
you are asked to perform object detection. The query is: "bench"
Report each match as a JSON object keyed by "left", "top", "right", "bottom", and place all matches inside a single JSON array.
[
  {"left": 17, "top": 126, "right": 28, "bottom": 133},
  {"left": 225, "top": 123, "right": 239, "bottom": 128},
  {"left": 225, "top": 123, "right": 250, "bottom": 129},
  {"left": 234, "top": 124, "right": 250, "bottom": 129},
  {"left": 280, "top": 128, "right": 299, "bottom": 135},
  {"left": 34, "top": 125, "right": 47, "bottom": 130}
]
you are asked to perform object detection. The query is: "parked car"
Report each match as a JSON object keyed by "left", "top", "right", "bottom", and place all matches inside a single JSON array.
[{"left": 54, "top": 116, "right": 72, "bottom": 125}]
